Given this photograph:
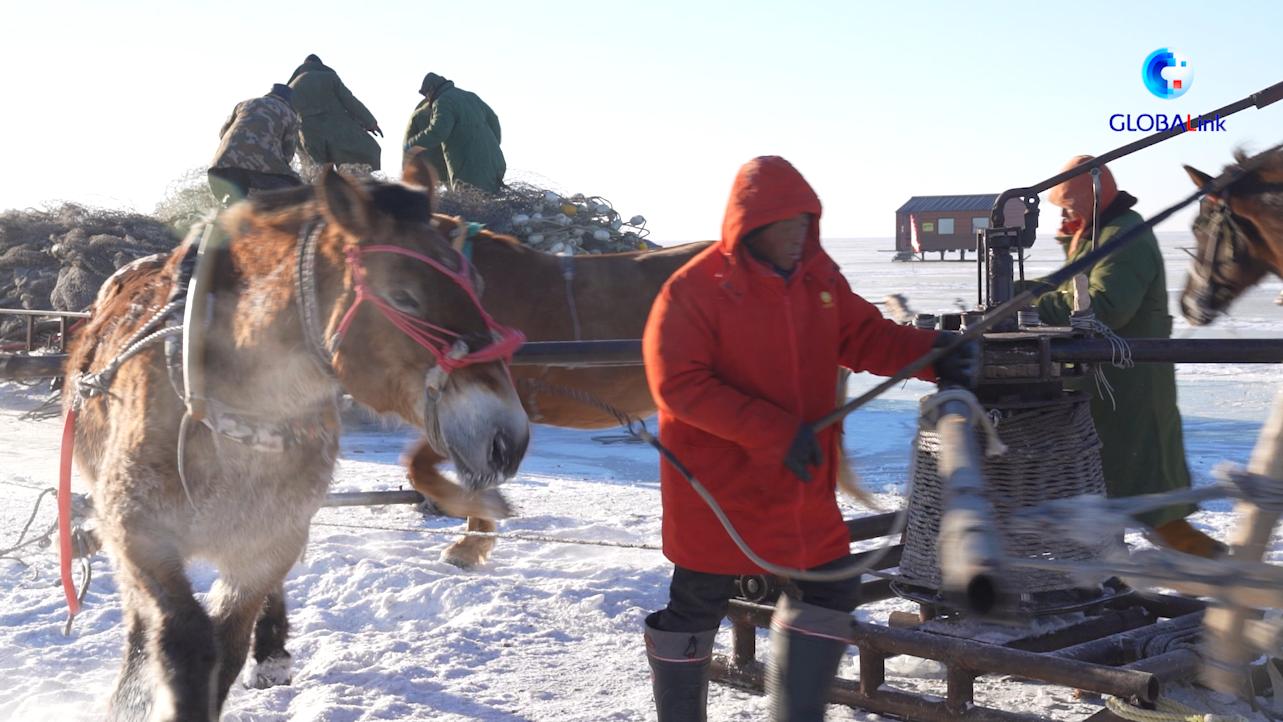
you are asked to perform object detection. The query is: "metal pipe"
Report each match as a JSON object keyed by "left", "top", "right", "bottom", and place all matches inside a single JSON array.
[
  {"left": 1004, "top": 606, "right": 1155, "bottom": 653},
  {"left": 844, "top": 511, "right": 900, "bottom": 541},
  {"left": 1053, "top": 612, "right": 1203, "bottom": 665},
  {"left": 1124, "top": 649, "right": 1202, "bottom": 685},
  {"left": 934, "top": 394, "right": 1006, "bottom": 615},
  {"left": 986, "top": 337, "right": 1283, "bottom": 365},
  {"left": 0, "top": 353, "right": 65, "bottom": 380},
  {"left": 1129, "top": 591, "right": 1207, "bottom": 619},
  {"left": 509, "top": 340, "right": 642, "bottom": 367},
  {"left": 0, "top": 308, "right": 91, "bottom": 318},
  {"left": 11, "top": 335, "right": 1280, "bottom": 383},
  {"left": 988, "top": 80, "right": 1283, "bottom": 227},
  {"left": 323, "top": 490, "right": 425, "bottom": 508}
]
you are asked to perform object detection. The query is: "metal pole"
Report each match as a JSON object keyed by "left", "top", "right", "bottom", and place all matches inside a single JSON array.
[
  {"left": 844, "top": 511, "right": 899, "bottom": 541},
  {"left": 984, "top": 337, "right": 1283, "bottom": 365},
  {"left": 509, "top": 340, "right": 643, "bottom": 367},
  {"left": 0, "top": 353, "right": 65, "bottom": 380},
  {"left": 323, "top": 490, "right": 426, "bottom": 508},
  {"left": 989, "top": 80, "right": 1283, "bottom": 227}
]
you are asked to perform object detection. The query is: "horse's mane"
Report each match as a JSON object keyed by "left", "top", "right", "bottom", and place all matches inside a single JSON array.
[
  {"left": 1232, "top": 145, "right": 1283, "bottom": 212},
  {"left": 244, "top": 179, "right": 433, "bottom": 227}
]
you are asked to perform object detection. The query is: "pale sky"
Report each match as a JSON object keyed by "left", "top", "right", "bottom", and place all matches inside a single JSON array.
[{"left": 2, "top": 0, "right": 1280, "bottom": 241}]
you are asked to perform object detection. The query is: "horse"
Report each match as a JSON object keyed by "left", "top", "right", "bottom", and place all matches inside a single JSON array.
[
  {"left": 1179, "top": 145, "right": 1283, "bottom": 694},
  {"left": 396, "top": 224, "right": 713, "bottom": 567},
  {"left": 1180, "top": 146, "right": 1283, "bottom": 325},
  {"left": 65, "top": 152, "right": 529, "bottom": 721}
]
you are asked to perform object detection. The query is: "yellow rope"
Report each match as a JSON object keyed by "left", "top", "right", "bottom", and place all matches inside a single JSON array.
[{"left": 1105, "top": 695, "right": 1247, "bottom": 722}]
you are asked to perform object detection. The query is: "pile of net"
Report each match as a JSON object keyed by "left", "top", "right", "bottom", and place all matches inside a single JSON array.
[
  {"left": 0, "top": 169, "right": 657, "bottom": 347},
  {"left": 436, "top": 182, "right": 655, "bottom": 255},
  {"left": 292, "top": 158, "right": 657, "bottom": 255},
  {"left": 0, "top": 204, "right": 181, "bottom": 343}
]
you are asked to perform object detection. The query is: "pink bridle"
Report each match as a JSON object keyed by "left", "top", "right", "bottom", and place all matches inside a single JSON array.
[{"left": 332, "top": 243, "right": 525, "bottom": 372}]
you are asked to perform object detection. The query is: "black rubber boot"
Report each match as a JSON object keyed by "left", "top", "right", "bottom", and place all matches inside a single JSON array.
[
  {"left": 644, "top": 614, "right": 716, "bottom": 722},
  {"left": 765, "top": 596, "right": 852, "bottom": 722}
]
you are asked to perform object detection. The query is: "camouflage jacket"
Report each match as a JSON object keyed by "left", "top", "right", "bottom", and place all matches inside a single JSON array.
[{"left": 210, "top": 94, "right": 300, "bottom": 177}]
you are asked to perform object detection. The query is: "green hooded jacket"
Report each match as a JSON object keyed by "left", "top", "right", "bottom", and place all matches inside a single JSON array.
[
  {"left": 404, "top": 75, "right": 505, "bottom": 193},
  {"left": 288, "top": 60, "right": 381, "bottom": 169},
  {"left": 1031, "top": 192, "right": 1195, "bottom": 527}
]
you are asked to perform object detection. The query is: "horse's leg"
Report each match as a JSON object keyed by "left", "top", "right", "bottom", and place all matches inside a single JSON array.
[
  {"left": 406, "top": 438, "right": 511, "bottom": 520},
  {"left": 249, "top": 582, "right": 293, "bottom": 688},
  {"left": 207, "top": 576, "right": 274, "bottom": 711},
  {"left": 441, "top": 516, "right": 498, "bottom": 568},
  {"left": 118, "top": 538, "right": 217, "bottom": 722},
  {"left": 107, "top": 588, "right": 154, "bottom": 722}
]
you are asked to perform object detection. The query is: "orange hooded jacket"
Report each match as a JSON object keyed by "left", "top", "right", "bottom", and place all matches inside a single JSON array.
[{"left": 642, "top": 156, "right": 938, "bottom": 574}]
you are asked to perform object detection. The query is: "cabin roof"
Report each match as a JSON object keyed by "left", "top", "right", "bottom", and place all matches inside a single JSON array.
[{"left": 896, "top": 194, "right": 999, "bottom": 213}]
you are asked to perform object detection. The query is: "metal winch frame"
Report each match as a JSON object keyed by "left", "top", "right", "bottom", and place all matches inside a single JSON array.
[{"left": 709, "top": 80, "right": 1283, "bottom": 720}]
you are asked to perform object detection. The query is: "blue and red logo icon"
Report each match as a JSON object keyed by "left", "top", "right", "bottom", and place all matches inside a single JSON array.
[{"left": 1142, "top": 48, "right": 1193, "bottom": 99}]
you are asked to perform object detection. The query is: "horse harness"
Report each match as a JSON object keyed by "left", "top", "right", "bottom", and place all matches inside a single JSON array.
[
  {"left": 1189, "top": 175, "right": 1283, "bottom": 311},
  {"left": 74, "top": 223, "right": 338, "bottom": 455},
  {"left": 447, "top": 218, "right": 584, "bottom": 341}
]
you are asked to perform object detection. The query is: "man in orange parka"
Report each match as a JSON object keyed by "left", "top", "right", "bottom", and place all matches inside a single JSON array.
[{"left": 641, "top": 156, "right": 978, "bottom": 722}]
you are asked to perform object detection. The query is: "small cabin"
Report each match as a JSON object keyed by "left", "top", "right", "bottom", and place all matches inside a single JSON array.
[{"left": 895, "top": 194, "right": 1023, "bottom": 261}]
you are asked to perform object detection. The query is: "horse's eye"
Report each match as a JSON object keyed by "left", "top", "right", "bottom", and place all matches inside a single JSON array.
[{"left": 389, "top": 290, "right": 421, "bottom": 312}]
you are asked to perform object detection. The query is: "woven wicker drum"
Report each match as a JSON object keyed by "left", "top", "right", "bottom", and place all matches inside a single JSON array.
[{"left": 899, "top": 392, "right": 1111, "bottom": 602}]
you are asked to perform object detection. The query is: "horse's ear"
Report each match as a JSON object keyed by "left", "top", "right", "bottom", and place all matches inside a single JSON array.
[
  {"left": 319, "top": 166, "right": 373, "bottom": 239},
  {"left": 402, "top": 148, "right": 440, "bottom": 211},
  {"left": 1184, "top": 164, "right": 1215, "bottom": 189}
]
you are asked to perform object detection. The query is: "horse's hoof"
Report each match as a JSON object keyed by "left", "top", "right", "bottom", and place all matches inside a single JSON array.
[
  {"left": 440, "top": 547, "right": 478, "bottom": 569},
  {"left": 439, "top": 542, "right": 490, "bottom": 569},
  {"left": 246, "top": 652, "right": 293, "bottom": 689}
]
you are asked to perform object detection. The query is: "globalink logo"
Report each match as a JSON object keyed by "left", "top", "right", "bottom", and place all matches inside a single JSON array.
[
  {"left": 1142, "top": 48, "right": 1193, "bottom": 99},
  {"left": 1108, "top": 48, "right": 1223, "bottom": 133}
]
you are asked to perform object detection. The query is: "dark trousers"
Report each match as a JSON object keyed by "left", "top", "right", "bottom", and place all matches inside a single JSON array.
[
  {"left": 207, "top": 168, "right": 302, "bottom": 207},
  {"left": 648, "top": 556, "right": 862, "bottom": 634}
]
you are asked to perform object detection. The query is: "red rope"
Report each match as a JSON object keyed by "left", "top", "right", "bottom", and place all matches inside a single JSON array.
[{"left": 58, "top": 409, "right": 81, "bottom": 618}]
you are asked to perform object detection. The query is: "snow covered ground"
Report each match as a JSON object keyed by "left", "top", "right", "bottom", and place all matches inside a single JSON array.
[{"left": 0, "top": 234, "right": 1279, "bottom": 720}]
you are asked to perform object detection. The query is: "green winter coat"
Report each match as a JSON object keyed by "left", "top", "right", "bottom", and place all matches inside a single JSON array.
[
  {"left": 288, "top": 60, "right": 381, "bottom": 169},
  {"left": 404, "top": 77, "right": 505, "bottom": 193},
  {"left": 1031, "top": 192, "right": 1195, "bottom": 527}
]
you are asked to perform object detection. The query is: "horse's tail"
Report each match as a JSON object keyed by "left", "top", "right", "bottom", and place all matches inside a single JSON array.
[{"left": 834, "top": 368, "right": 882, "bottom": 511}]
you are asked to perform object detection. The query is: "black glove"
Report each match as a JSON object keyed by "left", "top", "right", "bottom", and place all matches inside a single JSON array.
[
  {"left": 783, "top": 423, "right": 822, "bottom": 482},
  {"left": 933, "top": 332, "right": 981, "bottom": 388}
]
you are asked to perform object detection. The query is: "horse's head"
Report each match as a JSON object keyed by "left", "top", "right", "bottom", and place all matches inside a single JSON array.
[
  {"left": 318, "top": 152, "right": 529, "bottom": 488},
  {"left": 1180, "top": 154, "right": 1283, "bottom": 326}
]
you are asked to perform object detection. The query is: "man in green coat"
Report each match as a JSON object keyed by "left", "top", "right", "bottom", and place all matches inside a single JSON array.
[
  {"left": 288, "top": 54, "right": 383, "bottom": 171},
  {"left": 1030, "top": 155, "right": 1221, "bottom": 557},
  {"left": 403, "top": 73, "right": 505, "bottom": 193}
]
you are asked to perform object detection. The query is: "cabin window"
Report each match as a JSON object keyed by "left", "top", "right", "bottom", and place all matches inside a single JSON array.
[
  {"left": 938, "top": 218, "right": 955, "bottom": 235},
  {"left": 972, "top": 217, "right": 988, "bottom": 232}
]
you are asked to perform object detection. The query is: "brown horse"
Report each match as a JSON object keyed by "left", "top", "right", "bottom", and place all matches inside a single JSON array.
[
  {"left": 401, "top": 224, "right": 712, "bottom": 566},
  {"left": 1181, "top": 146, "right": 1283, "bottom": 325},
  {"left": 66, "top": 154, "right": 529, "bottom": 721}
]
